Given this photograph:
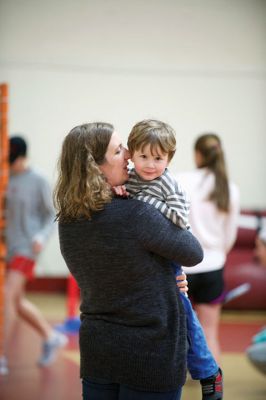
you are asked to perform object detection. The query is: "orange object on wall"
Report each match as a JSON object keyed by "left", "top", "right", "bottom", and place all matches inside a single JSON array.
[{"left": 0, "top": 83, "right": 9, "bottom": 357}]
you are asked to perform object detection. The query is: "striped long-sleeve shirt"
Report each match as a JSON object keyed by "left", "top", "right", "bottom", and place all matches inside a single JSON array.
[{"left": 126, "top": 168, "right": 190, "bottom": 229}]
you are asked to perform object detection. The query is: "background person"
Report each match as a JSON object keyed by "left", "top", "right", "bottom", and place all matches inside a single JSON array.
[
  {"left": 177, "top": 133, "right": 240, "bottom": 363},
  {"left": 0, "top": 136, "right": 68, "bottom": 376},
  {"left": 246, "top": 228, "right": 266, "bottom": 375},
  {"left": 54, "top": 122, "right": 203, "bottom": 400}
]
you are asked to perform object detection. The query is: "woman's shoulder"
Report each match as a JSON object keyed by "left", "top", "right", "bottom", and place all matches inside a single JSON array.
[
  {"left": 111, "top": 197, "right": 169, "bottom": 223},
  {"left": 59, "top": 198, "right": 158, "bottom": 226},
  {"left": 175, "top": 168, "right": 208, "bottom": 192},
  {"left": 229, "top": 181, "right": 240, "bottom": 202},
  {"left": 176, "top": 168, "right": 199, "bottom": 181},
  {"left": 177, "top": 168, "right": 207, "bottom": 180},
  {"left": 112, "top": 197, "right": 160, "bottom": 213}
]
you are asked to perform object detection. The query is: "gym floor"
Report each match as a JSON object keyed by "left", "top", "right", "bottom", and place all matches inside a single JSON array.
[{"left": 0, "top": 293, "right": 265, "bottom": 400}]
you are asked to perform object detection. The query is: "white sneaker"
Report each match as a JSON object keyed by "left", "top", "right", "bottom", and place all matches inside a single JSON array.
[
  {"left": 38, "top": 331, "right": 68, "bottom": 367},
  {"left": 0, "top": 356, "right": 9, "bottom": 375}
]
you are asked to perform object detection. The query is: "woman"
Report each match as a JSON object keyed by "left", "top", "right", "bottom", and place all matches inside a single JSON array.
[
  {"left": 177, "top": 133, "right": 240, "bottom": 363},
  {"left": 54, "top": 122, "right": 203, "bottom": 400}
]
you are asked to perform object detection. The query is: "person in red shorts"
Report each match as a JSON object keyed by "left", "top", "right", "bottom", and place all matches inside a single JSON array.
[{"left": 0, "top": 136, "right": 68, "bottom": 375}]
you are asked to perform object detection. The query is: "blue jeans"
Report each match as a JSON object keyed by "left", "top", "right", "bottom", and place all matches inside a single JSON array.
[
  {"left": 175, "top": 264, "right": 218, "bottom": 380},
  {"left": 82, "top": 378, "right": 182, "bottom": 400}
]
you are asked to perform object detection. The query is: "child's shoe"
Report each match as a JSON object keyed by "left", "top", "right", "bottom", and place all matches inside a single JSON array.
[
  {"left": 0, "top": 356, "right": 9, "bottom": 375},
  {"left": 200, "top": 368, "right": 223, "bottom": 400},
  {"left": 38, "top": 331, "right": 68, "bottom": 367}
]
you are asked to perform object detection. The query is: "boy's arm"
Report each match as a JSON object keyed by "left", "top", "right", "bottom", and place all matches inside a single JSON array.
[
  {"left": 132, "top": 202, "right": 203, "bottom": 267},
  {"left": 160, "top": 173, "right": 190, "bottom": 229},
  {"left": 164, "top": 192, "right": 190, "bottom": 229}
]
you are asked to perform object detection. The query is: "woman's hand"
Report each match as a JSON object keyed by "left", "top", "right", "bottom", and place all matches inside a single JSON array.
[{"left": 176, "top": 273, "right": 188, "bottom": 294}]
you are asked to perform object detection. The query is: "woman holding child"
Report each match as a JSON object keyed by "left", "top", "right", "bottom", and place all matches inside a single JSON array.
[{"left": 54, "top": 122, "right": 203, "bottom": 400}]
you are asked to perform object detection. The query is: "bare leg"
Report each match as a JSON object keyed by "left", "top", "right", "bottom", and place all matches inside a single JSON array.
[
  {"left": 4, "top": 270, "right": 67, "bottom": 369},
  {"left": 4, "top": 270, "right": 25, "bottom": 350},
  {"left": 4, "top": 270, "right": 52, "bottom": 348},
  {"left": 195, "top": 302, "right": 222, "bottom": 364},
  {"left": 17, "top": 297, "right": 53, "bottom": 339}
]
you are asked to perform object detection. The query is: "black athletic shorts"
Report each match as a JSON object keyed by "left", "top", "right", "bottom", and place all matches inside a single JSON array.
[{"left": 187, "top": 269, "right": 225, "bottom": 304}]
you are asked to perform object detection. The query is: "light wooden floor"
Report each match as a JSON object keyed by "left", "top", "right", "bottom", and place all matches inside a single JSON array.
[{"left": 0, "top": 293, "right": 265, "bottom": 400}]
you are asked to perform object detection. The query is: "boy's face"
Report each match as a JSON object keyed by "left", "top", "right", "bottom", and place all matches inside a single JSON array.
[{"left": 131, "top": 144, "right": 169, "bottom": 181}]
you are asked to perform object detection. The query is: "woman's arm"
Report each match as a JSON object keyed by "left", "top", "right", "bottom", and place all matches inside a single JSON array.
[
  {"left": 176, "top": 273, "right": 188, "bottom": 294},
  {"left": 224, "top": 184, "right": 240, "bottom": 253},
  {"left": 133, "top": 202, "right": 203, "bottom": 267}
]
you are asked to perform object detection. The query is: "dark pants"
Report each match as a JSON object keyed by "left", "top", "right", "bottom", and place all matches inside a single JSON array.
[{"left": 82, "top": 378, "right": 182, "bottom": 400}]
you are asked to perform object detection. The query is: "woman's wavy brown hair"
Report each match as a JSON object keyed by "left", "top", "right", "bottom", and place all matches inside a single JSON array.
[
  {"left": 54, "top": 123, "right": 114, "bottom": 221},
  {"left": 195, "top": 133, "right": 230, "bottom": 212}
]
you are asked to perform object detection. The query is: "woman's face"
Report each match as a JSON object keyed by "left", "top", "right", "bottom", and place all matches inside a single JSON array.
[
  {"left": 99, "top": 131, "right": 130, "bottom": 187},
  {"left": 194, "top": 150, "right": 203, "bottom": 168}
]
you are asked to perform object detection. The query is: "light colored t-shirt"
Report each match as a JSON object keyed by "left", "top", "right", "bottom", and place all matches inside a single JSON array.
[{"left": 177, "top": 168, "right": 240, "bottom": 274}]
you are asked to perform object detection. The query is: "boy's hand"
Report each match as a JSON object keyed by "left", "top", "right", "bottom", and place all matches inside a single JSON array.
[
  {"left": 176, "top": 273, "right": 188, "bottom": 294},
  {"left": 112, "top": 185, "right": 129, "bottom": 197}
]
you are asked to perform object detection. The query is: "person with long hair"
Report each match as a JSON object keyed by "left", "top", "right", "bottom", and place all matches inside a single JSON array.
[
  {"left": 177, "top": 133, "right": 240, "bottom": 363},
  {"left": 54, "top": 122, "right": 203, "bottom": 400}
]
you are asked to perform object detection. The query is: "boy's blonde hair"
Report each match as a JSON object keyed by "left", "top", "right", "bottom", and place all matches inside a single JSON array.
[{"left": 128, "top": 119, "right": 176, "bottom": 162}]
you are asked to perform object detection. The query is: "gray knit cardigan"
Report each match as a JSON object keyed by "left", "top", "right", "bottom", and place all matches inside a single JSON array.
[{"left": 59, "top": 198, "right": 203, "bottom": 392}]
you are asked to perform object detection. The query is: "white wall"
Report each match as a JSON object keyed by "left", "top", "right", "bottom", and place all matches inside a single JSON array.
[{"left": 0, "top": 0, "right": 265, "bottom": 276}]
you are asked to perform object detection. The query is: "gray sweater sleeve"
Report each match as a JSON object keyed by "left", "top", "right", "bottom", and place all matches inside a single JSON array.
[
  {"left": 32, "top": 175, "right": 55, "bottom": 244},
  {"left": 132, "top": 202, "right": 203, "bottom": 267}
]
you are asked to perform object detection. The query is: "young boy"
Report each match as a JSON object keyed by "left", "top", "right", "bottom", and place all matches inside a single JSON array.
[{"left": 125, "top": 119, "right": 223, "bottom": 400}]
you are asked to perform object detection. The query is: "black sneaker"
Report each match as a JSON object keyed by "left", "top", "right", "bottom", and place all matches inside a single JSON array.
[{"left": 200, "top": 368, "right": 223, "bottom": 400}]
